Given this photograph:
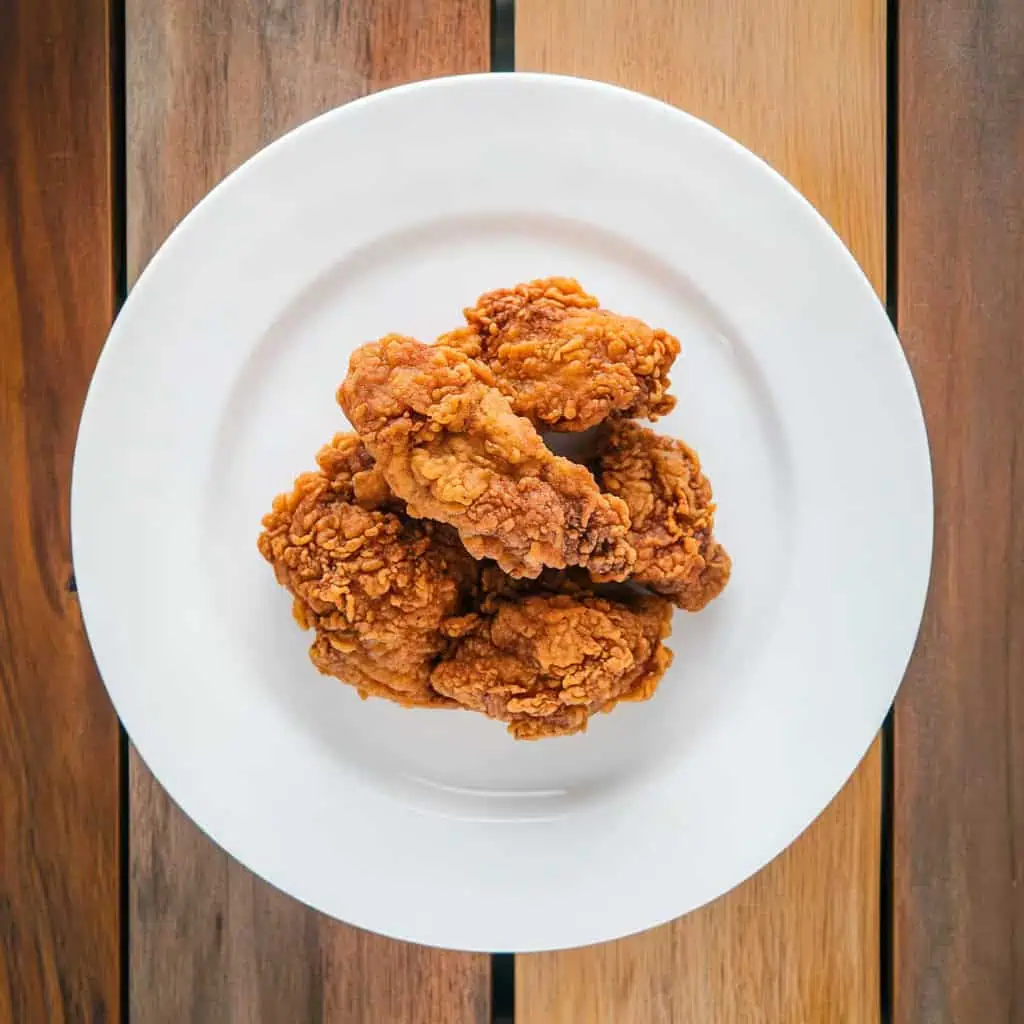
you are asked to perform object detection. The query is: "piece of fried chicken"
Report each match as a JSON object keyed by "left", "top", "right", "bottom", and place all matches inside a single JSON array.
[
  {"left": 594, "top": 420, "right": 731, "bottom": 611},
  {"left": 258, "top": 433, "right": 477, "bottom": 706},
  {"left": 437, "top": 277, "right": 680, "bottom": 432},
  {"left": 432, "top": 590, "right": 674, "bottom": 739},
  {"left": 338, "top": 335, "right": 635, "bottom": 581}
]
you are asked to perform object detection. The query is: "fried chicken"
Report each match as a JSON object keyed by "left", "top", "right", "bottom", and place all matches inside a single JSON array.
[
  {"left": 338, "top": 335, "right": 635, "bottom": 581},
  {"left": 432, "top": 590, "right": 674, "bottom": 739},
  {"left": 257, "top": 433, "right": 477, "bottom": 706},
  {"left": 437, "top": 277, "right": 680, "bottom": 431},
  {"left": 594, "top": 420, "right": 731, "bottom": 611},
  {"left": 258, "top": 277, "right": 741, "bottom": 739}
]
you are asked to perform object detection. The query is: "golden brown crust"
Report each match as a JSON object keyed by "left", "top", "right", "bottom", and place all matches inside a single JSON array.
[
  {"left": 305, "top": 622, "right": 455, "bottom": 709},
  {"left": 338, "top": 334, "right": 635, "bottom": 581},
  {"left": 438, "top": 277, "right": 680, "bottom": 432},
  {"left": 595, "top": 420, "right": 731, "bottom": 611},
  {"left": 432, "top": 590, "right": 673, "bottom": 739},
  {"left": 312, "top": 431, "right": 396, "bottom": 511},
  {"left": 257, "top": 433, "right": 477, "bottom": 705}
]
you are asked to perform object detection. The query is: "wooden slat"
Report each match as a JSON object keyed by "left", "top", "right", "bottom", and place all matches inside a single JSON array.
[
  {"left": 0, "top": 1, "right": 120, "bottom": 1022},
  {"left": 894, "top": 1, "right": 1024, "bottom": 1020},
  {"left": 125, "top": 3, "right": 491, "bottom": 1021},
  {"left": 516, "top": 1, "right": 886, "bottom": 1020},
  {"left": 518, "top": 763, "right": 880, "bottom": 1021}
]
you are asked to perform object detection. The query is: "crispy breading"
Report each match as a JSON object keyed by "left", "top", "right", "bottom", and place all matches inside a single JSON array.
[
  {"left": 338, "top": 335, "right": 635, "bottom": 580},
  {"left": 595, "top": 420, "right": 730, "bottom": 611},
  {"left": 432, "top": 590, "right": 673, "bottom": 738},
  {"left": 257, "top": 433, "right": 477, "bottom": 705},
  {"left": 439, "top": 277, "right": 679, "bottom": 431}
]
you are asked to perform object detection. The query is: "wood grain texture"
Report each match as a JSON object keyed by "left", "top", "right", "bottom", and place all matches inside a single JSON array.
[
  {"left": 126, "top": 2, "right": 490, "bottom": 1021},
  {"left": 517, "top": 1, "right": 886, "bottom": 1020},
  {"left": 894, "top": 1, "right": 1024, "bottom": 1020},
  {"left": 518, "top": 759, "right": 880, "bottom": 1022},
  {"left": 0, "top": 1, "right": 119, "bottom": 1022}
]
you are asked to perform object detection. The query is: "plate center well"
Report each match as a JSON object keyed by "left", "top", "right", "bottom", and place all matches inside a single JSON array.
[{"left": 207, "top": 212, "right": 791, "bottom": 818}]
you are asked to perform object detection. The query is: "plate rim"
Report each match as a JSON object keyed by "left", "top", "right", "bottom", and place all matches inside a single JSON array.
[{"left": 71, "top": 71, "right": 934, "bottom": 952}]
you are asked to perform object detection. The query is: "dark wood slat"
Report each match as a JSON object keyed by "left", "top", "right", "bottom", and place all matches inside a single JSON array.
[
  {"left": 125, "top": 2, "right": 491, "bottom": 1020},
  {"left": 0, "top": 1, "right": 120, "bottom": 1021},
  {"left": 895, "top": 0, "right": 1024, "bottom": 1020}
]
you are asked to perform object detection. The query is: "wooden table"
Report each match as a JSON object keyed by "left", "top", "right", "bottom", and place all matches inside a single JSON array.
[{"left": 2, "top": 0, "right": 1020, "bottom": 1020}]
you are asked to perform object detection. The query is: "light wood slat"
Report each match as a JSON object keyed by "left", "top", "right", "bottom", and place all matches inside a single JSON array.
[
  {"left": 894, "top": 0, "right": 1024, "bottom": 1019},
  {"left": 126, "top": 3, "right": 491, "bottom": 1021},
  {"left": 0, "top": 1, "right": 120, "bottom": 1020},
  {"left": 518, "top": 761, "right": 880, "bottom": 1021},
  {"left": 517, "top": 1, "right": 885, "bottom": 1019}
]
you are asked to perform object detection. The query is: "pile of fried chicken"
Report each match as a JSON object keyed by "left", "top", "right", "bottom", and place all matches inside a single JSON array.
[{"left": 258, "top": 278, "right": 730, "bottom": 739}]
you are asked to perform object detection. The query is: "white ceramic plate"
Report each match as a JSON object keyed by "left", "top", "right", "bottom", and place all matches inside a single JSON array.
[{"left": 72, "top": 73, "right": 932, "bottom": 952}]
